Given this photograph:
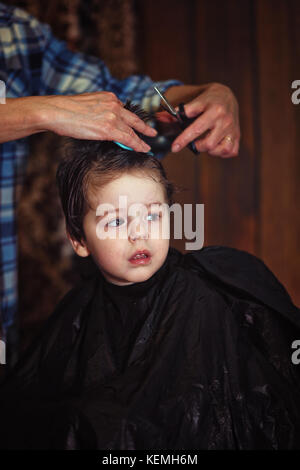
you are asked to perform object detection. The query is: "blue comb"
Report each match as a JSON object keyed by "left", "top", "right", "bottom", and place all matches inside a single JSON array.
[{"left": 113, "top": 141, "right": 154, "bottom": 156}]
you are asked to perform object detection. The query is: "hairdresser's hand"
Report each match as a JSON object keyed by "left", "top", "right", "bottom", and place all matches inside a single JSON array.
[
  {"left": 0, "top": 92, "right": 157, "bottom": 150},
  {"left": 43, "top": 91, "right": 158, "bottom": 152},
  {"left": 164, "top": 83, "right": 240, "bottom": 157}
]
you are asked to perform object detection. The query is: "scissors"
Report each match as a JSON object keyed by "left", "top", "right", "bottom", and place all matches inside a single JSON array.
[{"left": 154, "top": 86, "right": 199, "bottom": 155}]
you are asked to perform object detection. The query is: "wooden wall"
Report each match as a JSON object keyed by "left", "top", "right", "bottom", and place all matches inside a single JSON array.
[{"left": 135, "top": 0, "right": 300, "bottom": 306}]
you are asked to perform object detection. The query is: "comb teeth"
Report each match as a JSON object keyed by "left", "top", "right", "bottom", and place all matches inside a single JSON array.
[{"left": 113, "top": 141, "right": 154, "bottom": 156}]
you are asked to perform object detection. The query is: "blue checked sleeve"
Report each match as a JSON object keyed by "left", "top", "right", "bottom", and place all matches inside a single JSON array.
[{"left": 36, "top": 21, "right": 182, "bottom": 113}]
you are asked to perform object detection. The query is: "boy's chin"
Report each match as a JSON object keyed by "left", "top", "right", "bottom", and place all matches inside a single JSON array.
[
  {"left": 101, "top": 270, "right": 150, "bottom": 286},
  {"left": 120, "top": 267, "right": 157, "bottom": 285}
]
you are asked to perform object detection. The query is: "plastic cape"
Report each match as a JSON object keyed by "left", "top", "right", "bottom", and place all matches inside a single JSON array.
[{"left": 0, "top": 246, "right": 299, "bottom": 450}]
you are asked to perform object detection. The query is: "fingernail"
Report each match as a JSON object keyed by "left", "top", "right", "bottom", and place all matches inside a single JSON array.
[
  {"left": 172, "top": 144, "right": 180, "bottom": 152},
  {"left": 149, "top": 128, "right": 157, "bottom": 136}
]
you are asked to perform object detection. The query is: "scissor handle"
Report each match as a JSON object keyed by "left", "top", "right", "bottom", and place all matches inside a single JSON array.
[{"left": 177, "top": 103, "right": 199, "bottom": 155}]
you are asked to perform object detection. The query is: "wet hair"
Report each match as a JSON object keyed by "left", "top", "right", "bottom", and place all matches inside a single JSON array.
[{"left": 56, "top": 102, "right": 175, "bottom": 244}]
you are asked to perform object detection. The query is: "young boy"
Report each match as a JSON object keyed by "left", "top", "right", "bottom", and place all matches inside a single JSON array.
[{"left": 0, "top": 105, "right": 299, "bottom": 450}]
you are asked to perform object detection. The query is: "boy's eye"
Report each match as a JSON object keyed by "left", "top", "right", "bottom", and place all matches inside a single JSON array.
[{"left": 107, "top": 217, "right": 126, "bottom": 227}]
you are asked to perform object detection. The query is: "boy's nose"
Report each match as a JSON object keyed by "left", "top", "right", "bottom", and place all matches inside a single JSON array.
[{"left": 128, "top": 221, "right": 149, "bottom": 241}]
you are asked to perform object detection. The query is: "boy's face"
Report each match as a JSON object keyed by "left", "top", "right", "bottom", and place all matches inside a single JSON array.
[{"left": 69, "top": 172, "right": 170, "bottom": 286}]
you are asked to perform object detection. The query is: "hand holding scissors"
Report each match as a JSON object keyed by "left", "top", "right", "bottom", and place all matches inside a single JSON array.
[{"left": 154, "top": 86, "right": 199, "bottom": 155}]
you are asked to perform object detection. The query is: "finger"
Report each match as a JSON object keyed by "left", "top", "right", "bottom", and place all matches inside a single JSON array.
[
  {"left": 193, "top": 124, "right": 226, "bottom": 154},
  {"left": 96, "top": 110, "right": 152, "bottom": 152},
  {"left": 180, "top": 99, "right": 206, "bottom": 119},
  {"left": 192, "top": 112, "right": 237, "bottom": 155},
  {"left": 171, "top": 112, "right": 213, "bottom": 152},
  {"left": 216, "top": 132, "right": 238, "bottom": 157},
  {"left": 105, "top": 126, "right": 151, "bottom": 153},
  {"left": 230, "top": 140, "right": 240, "bottom": 157},
  {"left": 121, "top": 107, "right": 157, "bottom": 137},
  {"left": 204, "top": 134, "right": 237, "bottom": 158}
]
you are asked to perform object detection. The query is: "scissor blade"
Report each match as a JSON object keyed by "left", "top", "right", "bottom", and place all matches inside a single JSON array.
[{"left": 154, "top": 86, "right": 178, "bottom": 117}]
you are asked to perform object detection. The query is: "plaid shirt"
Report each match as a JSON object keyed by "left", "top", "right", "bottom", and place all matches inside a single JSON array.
[{"left": 0, "top": 3, "right": 182, "bottom": 338}]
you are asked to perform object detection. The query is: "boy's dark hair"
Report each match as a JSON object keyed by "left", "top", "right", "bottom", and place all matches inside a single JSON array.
[{"left": 56, "top": 103, "right": 175, "bottom": 244}]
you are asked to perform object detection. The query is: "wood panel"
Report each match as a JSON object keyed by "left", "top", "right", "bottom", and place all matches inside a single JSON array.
[
  {"left": 256, "top": 0, "right": 300, "bottom": 305},
  {"left": 194, "top": 0, "right": 258, "bottom": 253},
  {"left": 136, "top": 0, "right": 193, "bottom": 82},
  {"left": 136, "top": 0, "right": 299, "bottom": 305}
]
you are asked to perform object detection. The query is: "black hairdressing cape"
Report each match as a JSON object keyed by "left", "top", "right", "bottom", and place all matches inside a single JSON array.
[{"left": 0, "top": 246, "right": 300, "bottom": 450}]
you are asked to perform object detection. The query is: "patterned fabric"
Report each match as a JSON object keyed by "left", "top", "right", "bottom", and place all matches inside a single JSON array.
[{"left": 0, "top": 2, "right": 182, "bottom": 337}]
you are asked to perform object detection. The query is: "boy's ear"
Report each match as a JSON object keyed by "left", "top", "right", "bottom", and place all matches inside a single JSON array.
[{"left": 67, "top": 233, "right": 90, "bottom": 257}]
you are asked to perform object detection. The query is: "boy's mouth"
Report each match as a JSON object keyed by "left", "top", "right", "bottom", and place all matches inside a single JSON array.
[{"left": 129, "top": 250, "right": 151, "bottom": 265}]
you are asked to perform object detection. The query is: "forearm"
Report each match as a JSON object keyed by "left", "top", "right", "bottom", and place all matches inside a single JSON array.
[
  {"left": 164, "top": 83, "right": 213, "bottom": 108},
  {"left": 0, "top": 93, "right": 156, "bottom": 152},
  {"left": 0, "top": 97, "right": 47, "bottom": 143},
  {"left": 0, "top": 84, "right": 206, "bottom": 144}
]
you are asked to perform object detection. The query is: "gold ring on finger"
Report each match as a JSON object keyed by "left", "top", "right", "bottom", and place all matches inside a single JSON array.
[{"left": 223, "top": 135, "right": 233, "bottom": 144}]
